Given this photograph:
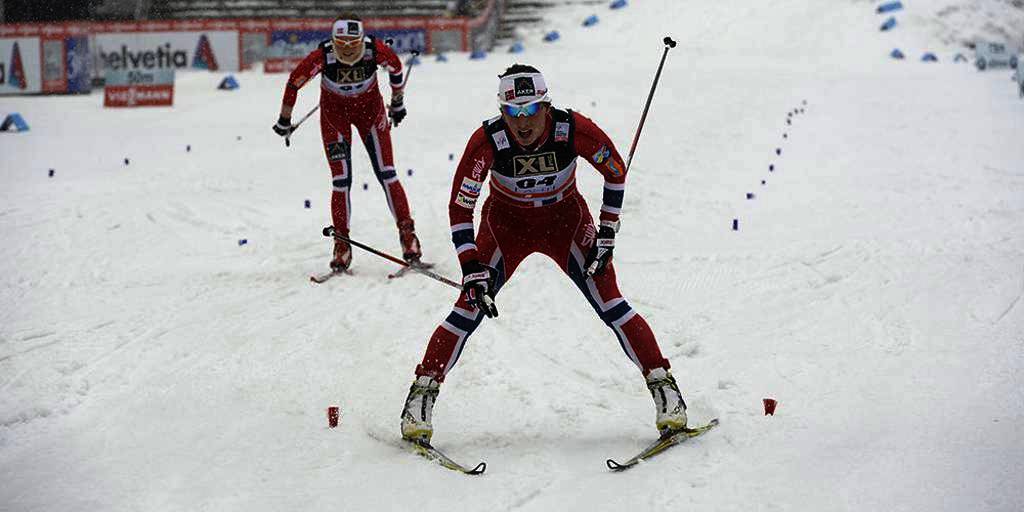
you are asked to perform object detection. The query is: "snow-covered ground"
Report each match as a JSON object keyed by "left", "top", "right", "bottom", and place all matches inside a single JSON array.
[{"left": 2, "top": 1, "right": 1023, "bottom": 510}]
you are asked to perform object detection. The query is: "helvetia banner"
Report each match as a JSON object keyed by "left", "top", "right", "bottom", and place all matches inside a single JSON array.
[
  {"left": 94, "top": 31, "right": 238, "bottom": 74},
  {"left": 103, "top": 68, "right": 175, "bottom": 107}
]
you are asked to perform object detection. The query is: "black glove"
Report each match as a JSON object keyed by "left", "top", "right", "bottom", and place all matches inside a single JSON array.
[
  {"left": 388, "top": 97, "right": 407, "bottom": 127},
  {"left": 462, "top": 259, "right": 498, "bottom": 318},
  {"left": 584, "top": 221, "right": 617, "bottom": 277},
  {"left": 272, "top": 115, "right": 293, "bottom": 137}
]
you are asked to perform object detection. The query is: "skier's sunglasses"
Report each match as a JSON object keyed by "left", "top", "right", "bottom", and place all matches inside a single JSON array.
[
  {"left": 333, "top": 37, "right": 363, "bottom": 48},
  {"left": 500, "top": 99, "right": 546, "bottom": 118}
]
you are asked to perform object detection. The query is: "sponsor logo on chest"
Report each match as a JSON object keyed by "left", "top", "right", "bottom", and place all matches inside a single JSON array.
[
  {"left": 333, "top": 66, "right": 369, "bottom": 84},
  {"left": 513, "top": 152, "right": 559, "bottom": 177}
]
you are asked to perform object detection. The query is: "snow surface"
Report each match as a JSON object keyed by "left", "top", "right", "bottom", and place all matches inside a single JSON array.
[{"left": 2, "top": 1, "right": 1024, "bottom": 510}]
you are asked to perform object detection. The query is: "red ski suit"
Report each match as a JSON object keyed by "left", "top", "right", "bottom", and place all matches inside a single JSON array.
[
  {"left": 415, "top": 108, "right": 671, "bottom": 381},
  {"left": 281, "top": 37, "right": 413, "bottom": 234}
]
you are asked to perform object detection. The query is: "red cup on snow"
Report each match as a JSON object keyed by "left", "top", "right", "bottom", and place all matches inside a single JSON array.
[
  {"left": 763, "top": 398, "right": 777, "bottom": 416},
  {"left": 327, "top": 406, "right": 340, "bottom": 428}
]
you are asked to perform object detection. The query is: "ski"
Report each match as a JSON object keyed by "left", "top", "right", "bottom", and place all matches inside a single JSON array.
[
  {"left": 606, "top": 418, "right": 719, "bottom": 472},
  {"left": 310, "top": 268, "right": 351, "bottom": 284},
  {"left": 405, "top": 439, "right": 486, "bottom": 475},
  {"left": 388, "top": 261, "right": 435, "bottom": 280}
]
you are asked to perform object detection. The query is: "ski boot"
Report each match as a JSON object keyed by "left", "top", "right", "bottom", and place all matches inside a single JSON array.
[
  {"left": 398, "top": 219, "right": 422, "bottom": 264},
  {"left": 401, "top": 375, "right": 440, "bottom": 443},
  {"left": 646, "top": 367, "right": 688, "bottom": 435},
  {"left": 330, "top": 237, "right": 352, "bottom": 272}
]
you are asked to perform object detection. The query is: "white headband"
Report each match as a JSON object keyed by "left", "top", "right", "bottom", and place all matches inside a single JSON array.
[
  {"left": 498, "top": 72, "right": 550, "bottom": 105},
  {"left": 332, "top": 19, "right": 364, "bottom": 39}
]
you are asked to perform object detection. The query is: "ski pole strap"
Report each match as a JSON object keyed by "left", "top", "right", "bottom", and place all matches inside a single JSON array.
[
  {"left": 625, "top": 37, "right": 676, "bottom": 172},
  {"left": 322, "top": 226, "right": 462, "bottom": 289}
]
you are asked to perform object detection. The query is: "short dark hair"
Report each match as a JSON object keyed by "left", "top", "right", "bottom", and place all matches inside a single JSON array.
[
  {"left": 499, "top": 64, "right": 541, "bottom": 78},
  {"left": 335, "top": 13, "right": 362, "bottom": 22}
]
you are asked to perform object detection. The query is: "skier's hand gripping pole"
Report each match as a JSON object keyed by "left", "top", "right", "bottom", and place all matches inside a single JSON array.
[
  {"left": 624, "top": 36, "right": 676, "bottom": 173},
  {"left": 322, "top": 226, "right": 462, "bottom": 289}
]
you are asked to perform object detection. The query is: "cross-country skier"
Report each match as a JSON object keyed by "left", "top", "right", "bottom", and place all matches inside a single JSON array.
[
  {"left": 400, "top": 64, "right": 688, "bottom": 442},
  {"left": 272, "top": 14, "right": 422, "bottom": 271}
]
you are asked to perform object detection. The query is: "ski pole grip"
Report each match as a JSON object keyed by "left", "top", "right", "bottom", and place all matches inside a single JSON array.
[
  {"left": 663, "top": 36, "right": 677, "bottom": 48},
  {"left": 323, "top": 226, "right": 335, "bottom": 237}
]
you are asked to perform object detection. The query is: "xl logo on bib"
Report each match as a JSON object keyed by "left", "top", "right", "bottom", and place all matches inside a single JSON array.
[
  {"left": 334, "top": 67, "right": 368, "bottom": 84},
  {"left": 513, "top": 152, "right": 558, "bottom": 177}
]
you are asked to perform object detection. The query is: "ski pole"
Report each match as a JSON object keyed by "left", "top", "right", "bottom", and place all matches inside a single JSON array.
[
  {"left": 399, "top": 50, "right": 420, "bottom": 89},
  {"left": 322, "top": 226, "right": 462, "bottom": 289},
  {"left": 624, "top": 36, "right": 677, "bottom": 172},
  {"left": 285, "top": 104, "right": 319, "bottom": 147}
]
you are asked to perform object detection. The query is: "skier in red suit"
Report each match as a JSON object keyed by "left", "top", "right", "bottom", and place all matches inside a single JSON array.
[
  {"left": 273, "top": 15, "right": 421, "bottom": 271},
  {"left": 400, "top": 65, "right": 689, "bottom": 443}
]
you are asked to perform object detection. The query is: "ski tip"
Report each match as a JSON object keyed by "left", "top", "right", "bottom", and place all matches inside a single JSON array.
[
  {"left": 606, "top": 458, "right": 625, "bottom": 471},
  {"left": 467, "top": 461, "right": 486, "bottom": 475}
]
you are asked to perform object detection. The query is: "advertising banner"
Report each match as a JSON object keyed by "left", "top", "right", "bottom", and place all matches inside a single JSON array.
[
  {"left": 0, "top": 37, "right": 42, "bottom": 94},
  {"left": 103, "top": 68, "right": 174, "bottom": 107},
  {"left": 66, "top": 36, "right": 91, "bottom": 93},
  {"left": 94, "top": 30, "right": 239, "bottom": 74}
]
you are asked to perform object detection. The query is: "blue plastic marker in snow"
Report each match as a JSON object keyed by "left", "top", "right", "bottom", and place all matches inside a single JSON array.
[
  {"left": 891, "top": 48, "right": 905, "bottom": 59},
  {"left": 49, "top": 169, "right": 55, "bottom": 177},
  {"left": 470, "top": 49, "right": 487, "bottom": 60},
  {"left": 407, "top": 169, "right": 414, "bottom": 176},
  {"left": 732, "top": 219, "right": 739, "bottom": 231},
  {"left": 921, "top": 53, "right": 938, "bottom": 62},
  {"left": 610, "top": 0, "right": 628, "bottom": 10},
  {"left": 876, "top": 1, "right": 903, "bottom": 14},
  {"left": 879, "top": 17, "right": 897, "bottom": 32},
  {"left": 543, "top": 31, "right": 560, "bottom": 42},
  {"left": 238, "top": 239, "right": 248, "bottom": 246},
  {"left": 0, "top": 113, "right": 30, "bottom": 132},
  {"left": 304, "top": 199, "right": 311, "bottom": 209},
  {"left": 583, "top": 15, "right": 599, "bottom": 27},
  {"left": 509, "top": 41, "right": 525, "bottom": 54},
  {"left": 436, "top": 53, "right": 448, "bottom": 62},
  {"left": 218, "top": 75, "right": 240, "bottom": 90}
]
